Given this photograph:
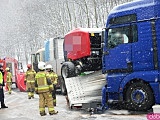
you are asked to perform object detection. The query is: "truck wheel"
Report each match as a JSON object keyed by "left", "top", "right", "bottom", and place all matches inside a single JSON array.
[
  {"left": 61, "top": 62, "right": 75, "bottom": 95},
  {"left": 60, "top": 79, "right": 67, "bottom": 95},
  {"left": 125, "top": 81, "right": 154, "bottom": 111},
  {"left": 61, "top": 62, "right": 76, "bottom": 78}
]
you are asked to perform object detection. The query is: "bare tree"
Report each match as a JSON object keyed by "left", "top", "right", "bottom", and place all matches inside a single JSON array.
[{"left": 0, "top": 0, "right": 134, "bottom": 64}]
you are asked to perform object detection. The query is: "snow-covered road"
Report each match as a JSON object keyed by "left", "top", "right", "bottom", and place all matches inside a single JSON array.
[{"left": 0, "top": 88, "right": 148, "bottom": 120}]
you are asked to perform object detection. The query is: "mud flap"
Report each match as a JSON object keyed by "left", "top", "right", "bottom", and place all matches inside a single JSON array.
[{"left": 64, "top": 70, "right": 106, "bottom": 109}]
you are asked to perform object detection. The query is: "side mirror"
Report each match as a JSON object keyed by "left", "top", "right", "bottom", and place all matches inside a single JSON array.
[{"left": 101, "top": 28, "right": 106, "bottom": 43}]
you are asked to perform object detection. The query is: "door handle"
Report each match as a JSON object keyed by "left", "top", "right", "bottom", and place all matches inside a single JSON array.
[{"left": 103, "top": 51, "right": 109, "bottom": 55}]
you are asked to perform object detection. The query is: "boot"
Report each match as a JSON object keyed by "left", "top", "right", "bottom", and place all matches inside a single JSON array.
[
  {"left": 1, "top": 105, "right": 8, "bottom": 108},
  {"left": 49, "top": 110, "right": 58, "bottom": 115},
  {"left": 53, "top": 102, "right": 56, "bottom": 106},
  {"left": 31, "top": 95, "right": 34, "bottom": 99},
  {"left": 40, "top": 112, "right": 46, "bottom": 116},
  {"left": 1, "top": 101, "right": 8, "bottom": 109},
  {"left": 28, "top": 96, "right": 31, "bottom": 99},
  {"left": 53, "top": 99, "right": 56, "bottom": 106},
  {"left": 1, "top": 103, "right": 8, "bottom": 108}
]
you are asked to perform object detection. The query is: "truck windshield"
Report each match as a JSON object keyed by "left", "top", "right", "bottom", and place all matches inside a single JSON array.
[
  {"left": 107, "top": 25, "right": 138, "bottom": 49},
  {"left": 108, "top": 26, "right": 129, "bottom": 48}
]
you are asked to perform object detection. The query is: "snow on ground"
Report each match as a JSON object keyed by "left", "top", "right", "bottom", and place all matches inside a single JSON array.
[{"left": 0, "top": 88, "right": 149, "bottom": 120}]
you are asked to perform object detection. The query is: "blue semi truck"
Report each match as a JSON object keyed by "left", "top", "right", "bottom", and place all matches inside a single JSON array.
[{"left": 101, "top": 0, "right": 160, "bottom": 111}]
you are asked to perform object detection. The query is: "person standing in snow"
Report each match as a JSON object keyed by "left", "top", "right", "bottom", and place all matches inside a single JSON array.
[
  {"left": 24, "top": 64, "right": 36, "bottom": 99},
  {"left": 6, "top": 67, "right": 12, "bottom": 94},
  {"left": 35, "top": 62, "right": 58, "bottom": 116},
  {"left": 0, "top": 65, "right": 8, "bottom": 109}
]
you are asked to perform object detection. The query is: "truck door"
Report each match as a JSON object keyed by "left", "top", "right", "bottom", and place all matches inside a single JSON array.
[
  {"left": 31, "top": 53, "right": 38, "bottom": 72},
  {"left": 103, "top": 25, "right": 133, "bottom": 72}
]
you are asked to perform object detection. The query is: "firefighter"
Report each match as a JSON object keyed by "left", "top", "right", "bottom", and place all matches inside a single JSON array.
[
  {"left": 0, "top": 65, "right": 8, "bottom": 108},
  {"left": 46, "top": 64, "right": 58, "bottom": 106},
  {"left": 6, "top": 67, "right": 12, "bottom": 94},
  {"left": 35, "top": 61, "right": 58, "bottom": 116},
  {"left": 24, "top": 64, "right": 36, "bottom": 99}
]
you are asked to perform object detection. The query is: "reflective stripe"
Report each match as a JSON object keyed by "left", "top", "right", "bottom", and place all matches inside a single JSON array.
[
  {"left": 0, "top": 72, "right": 3, "bottom": 84},
  {"left": 28, "top": 92, "right": 32, "bottom": 96},
  {"left": 27, "top": 81, "right": 35, "bottom": 83},
  {"left": 38, "top": 85, "right": 49, "bottom": 87},
  {"left": 38, "top": 86, "right": 49, "bottom": 90},
  {"left": 39, "top": 108, "right": 45, "bottom": 112},
  {"left": 49, "top": 84, "right": 53, "bottom": 88},
  {"left": 44, "top": 78, "right": 47, "bottom": 85},
  {"left": 48, "top": 107, "right": 54, "bottom": 112},
  {"left": 35, "top": 73, "right": 46, "bottom": 78}
]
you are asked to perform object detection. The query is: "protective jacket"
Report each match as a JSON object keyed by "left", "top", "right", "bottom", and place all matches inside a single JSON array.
[
  {"left": 25, "top": 69, "right": 36, "bottom": 83},
  {"left": 6, "top": 72, "right": 12, "bottom": 83},
  {"left": 0, "top": 72, "right": 3, "bottom": 86},
  {"left": 0, "top": 70, "right": 4, "bottom": 102},
  {"left": 46, "top": 72, "right": 58, "bottom": 85},
  {"left": 0, "top": 70, "right": 4, "bottom": 86},
  {"left": 35, "top": 71, "right": 53, "bottom": 93}
]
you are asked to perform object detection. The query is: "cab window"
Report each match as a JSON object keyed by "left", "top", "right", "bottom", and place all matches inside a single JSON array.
[{"left": 108, "top": 25, "right": 137, "bottom": 48}]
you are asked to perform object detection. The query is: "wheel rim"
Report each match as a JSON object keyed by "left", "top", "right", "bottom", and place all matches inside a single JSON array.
[
  {"left": 131, "top": 89, "right": 146, "bottom": 104},
  {"left": 75, "top": 67, "right": 80, "bottom": 76},
  {"left": 62, "top": 65, "right": 68, "bottom": 78}
]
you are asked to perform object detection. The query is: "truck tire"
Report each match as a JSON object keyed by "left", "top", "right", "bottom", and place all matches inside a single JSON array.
[
  {"left": 61, "top": 62, "right": 76, "bottom": 95},
  {"left": 60, "top": 78, "right": 67, "bottom": 95},
  {"left": 61, "top": 62, "right": 76, "bottom": 78},
  {"left": 125, "top": 81, "right": 154, "bottom": 111}
]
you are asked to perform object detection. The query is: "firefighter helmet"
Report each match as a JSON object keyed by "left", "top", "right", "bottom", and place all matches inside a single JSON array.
[
  {"left": 27, "top": 64, "right": 32, "bottom": 69},
  {"left": 45, "top": 64, "right": 52, "bottom": 70},
  {"left": 38, "top": 61, "right": 45, "bottom": 70},
  {"left": 6, "top": 67, "right": 10, "bottom": 71}
]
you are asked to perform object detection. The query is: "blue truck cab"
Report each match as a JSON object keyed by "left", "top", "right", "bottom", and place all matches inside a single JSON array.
[{"left": 102, "top": 0, "right": 160, "bottom": 111}]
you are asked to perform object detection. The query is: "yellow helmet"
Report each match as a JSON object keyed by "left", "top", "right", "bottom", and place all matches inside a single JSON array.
[{"left": 6, "top": 67, "right": 10, "bottom": 71}]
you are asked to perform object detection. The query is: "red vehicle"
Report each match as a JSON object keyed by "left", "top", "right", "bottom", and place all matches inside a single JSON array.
[
  {"left": 5, "top": 57, "right": 18, "bottom": 86},
  {"left": 62, "top": 28, "right": 103, "bottom": 76},
  {"left": 0, "top": 57, "right": 26, "bottom": 92},
  {"left": 61, "top": 28, "right": 103, "bottom": 94}
]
